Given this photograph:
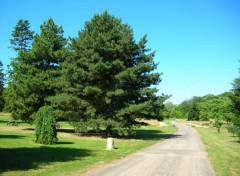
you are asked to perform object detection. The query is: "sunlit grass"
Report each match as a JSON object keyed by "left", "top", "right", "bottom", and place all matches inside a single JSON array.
[
  {"left": 196, "top": 127, "right": 240, "bottom": 176},
  {"left": 0, "top": 113, "right": 177, "bottom": 176}
]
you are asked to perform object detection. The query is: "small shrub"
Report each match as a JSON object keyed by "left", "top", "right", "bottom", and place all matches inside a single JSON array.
[
  {"left": 213, "top": 119, "right": 223, "bottom": 133},
  {"left": 227, "top": 124, "right": 238, "bottom": 137},
  {"left": 35, "top": 106, "right": 57, "bottom": 144}
]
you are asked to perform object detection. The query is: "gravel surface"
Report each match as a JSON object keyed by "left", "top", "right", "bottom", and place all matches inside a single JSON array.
[{"left": 89, "top": 123, "right": 215, "bottom": 176}]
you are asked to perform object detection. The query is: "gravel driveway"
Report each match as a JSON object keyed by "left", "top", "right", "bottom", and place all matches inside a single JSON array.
[{"left": 89, "top": 123, "right": 215, "bottom": 176}]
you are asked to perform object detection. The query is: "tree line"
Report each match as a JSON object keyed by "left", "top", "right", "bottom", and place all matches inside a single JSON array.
[
  {"left": 1, "top": 11, "right": 167, "bottom": 136},
  {"left": 164, "top": 84, "right": 240, "bottom": 137}
]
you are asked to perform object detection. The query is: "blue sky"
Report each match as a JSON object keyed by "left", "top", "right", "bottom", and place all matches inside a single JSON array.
[{"left": 1, "top": 0, "right": 240, "bottom": 104}]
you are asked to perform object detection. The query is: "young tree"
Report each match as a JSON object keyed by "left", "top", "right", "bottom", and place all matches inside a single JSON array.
[
  {"left": 35, "top": 106, "right": 57, "bottom": 144},
  {"left": 50, "top": 11, "right": 164, "bottom": 136},
  {"left": 7, "top": 18, "right": 67, "bottom": 122}
]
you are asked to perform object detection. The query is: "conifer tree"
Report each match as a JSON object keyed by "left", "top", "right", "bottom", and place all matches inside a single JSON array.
[
  {"left": 51, "top": 11, "right": 164, "bottom": 136},
  {"left": 7, "top": 18, "right": 67, "bottom": 122},
  {"left": 0, "top": 61, "right": 5, "bottom": 111},
  {"left": 35, "top": 106, "right": 57, "bottom": 144},
  {"left": 4, "top": 19, "right": 34, "bottom": 114},
  {"left": 231, "top": 72, "right": 240, "bottom": 129},
  {"left": 10, "top": 19, "right": 34, "bottom": 52}
]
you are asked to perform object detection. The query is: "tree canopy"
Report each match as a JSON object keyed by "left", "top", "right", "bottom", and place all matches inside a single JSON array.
[
  {"left": 5, "top": 12, "right": 165, "bottom": 136},
  {"left": 6, "top": 18, "right": 67, "bottom": 122},
  {"left": 50, "top": 11, "right": 164, "bottom": 136}
]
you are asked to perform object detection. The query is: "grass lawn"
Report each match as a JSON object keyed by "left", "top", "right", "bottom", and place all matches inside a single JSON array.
[
  {"left": 196, "top": 127, "right": 240, "bottom": 176},
  {"left": 0, "top": 113, "right": 177, "bottom": 176}
]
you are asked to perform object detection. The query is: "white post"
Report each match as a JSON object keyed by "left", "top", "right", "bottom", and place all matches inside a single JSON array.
[{"left": 106, "top": 137, "right": 114, "bottom": 150}]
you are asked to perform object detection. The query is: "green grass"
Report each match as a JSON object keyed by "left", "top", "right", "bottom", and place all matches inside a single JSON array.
[
  {"left": 0, "top": 113, "right": 177, "bottom": 176},
  {"left": 196, "top": 127, "right": 240, "bottom": 176}
]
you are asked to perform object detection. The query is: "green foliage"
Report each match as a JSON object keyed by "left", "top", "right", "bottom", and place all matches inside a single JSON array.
[
  {"left": 227, "top": 124, "right": 240, "bottom": 138},
  {"left": 0, "top": 61, "right": 5, "bottom": 111},
  {"left": 213, "top": 119, "right": 223, "bottom": 133},
  {"left": 169, "top": 96, "right": 202, "bottom": 119},
  {"left": 230, "top": 75, "right": 240, "bottom": 129},
  {"left": 188, "top": 102, "right": 199, "bottom": 121},
  {"left": 198, "top": 94, "right": 234, "bottom": 121},
  {"left": 50, "top": 11, "right": 164, "bottom": 136},
  {"left": 9, "top": 19, "right": 34, "bottom": 52},
  {"left": 6, "top": 18, "right": 67, "bottom": 122},
  {"left": 0, "top": 112, "right": 177, "bottom": 176},
  {"left": 35, "top": 106, "right": 57, "bottom": 144},
  {"left": 170, "top": 93, "right": 234, "bottom": 124}
]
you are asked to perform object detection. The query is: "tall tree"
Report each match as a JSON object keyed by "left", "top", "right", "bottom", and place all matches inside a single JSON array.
[
  {"left": 231, "top": 70, "right": 240, "bottom": 127},
  {"left": 0, "top": 61, "right": 5, "bottom": 111},
  {"left": 50, "top": 11, "right": 164, "bottom": 136},
  {"left": 10, "top": 19, "right": 34, "bottom": 52},
  {"left": 4, "top": 19, "right": 34, "bottom": 113},
  {"left": 7, "top": 18, "right": 67, "bottom": 122}
]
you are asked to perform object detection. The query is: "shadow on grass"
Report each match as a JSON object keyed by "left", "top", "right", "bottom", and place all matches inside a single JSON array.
[
  {"left": 0, "top": 120, "right": 8, "bottom": 123},
  {"left": 0, "top": 147, "right": 92, "bottom": 173},
  {"left": 0, "top": 134, "right": 26, "bottom": 139},
  {"left": 126, "top": 129, "right": 181, "bottom": 140},
  {"left": 56, "top": 141, "right": 75, "bottom": 144}
]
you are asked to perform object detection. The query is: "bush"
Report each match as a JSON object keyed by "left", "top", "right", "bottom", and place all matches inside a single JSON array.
[
  {"left": 227, "top": 124, "right": 238, "bottom": 137},
  {"left": 35, "top": 106, "right": 57, "bottom": 144},
  {"left": 213, "top": 119, "right": 223, "bottom": 133}
]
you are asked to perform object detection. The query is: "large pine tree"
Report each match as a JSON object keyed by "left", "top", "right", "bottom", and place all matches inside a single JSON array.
[
  {"left": 51, "top": 11, "right": 164, "bottom": 136},
  {"left": 7, "top": 18, "right": 67, "bottom": 122}
]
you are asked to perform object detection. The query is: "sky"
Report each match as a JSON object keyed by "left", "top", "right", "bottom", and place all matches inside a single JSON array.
[{"left": 1, "top": 0, "right": 240, "bottom": 104}]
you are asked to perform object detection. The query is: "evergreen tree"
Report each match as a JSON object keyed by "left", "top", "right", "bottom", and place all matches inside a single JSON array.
[
  {"left": 230, "top": 66, "right": 240, "bottom": 139},
  {"left": 4, "top": 19, "right": 34, "bottom": 114},
  {"left": 231, "top": 77, "right": 240, "bottom": 127},
  {"left": 0, "top": 61, "right": 5, "bottom": 111},
  {"left": 35, "top": 106, "right": 57, "bottom": 144},
  {"left": 7, "top": 18, "right": 66, "bottom": 122},
  {"left": 10, "top": 19, "right": 34, "bottom": 52},
  {"left": 51, "top": 11, "right": 164, "bottom": 136}
]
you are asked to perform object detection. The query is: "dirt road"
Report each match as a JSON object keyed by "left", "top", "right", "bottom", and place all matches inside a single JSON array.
[{"left": 89, "top": 123, "right": 215, "bottom": 176}]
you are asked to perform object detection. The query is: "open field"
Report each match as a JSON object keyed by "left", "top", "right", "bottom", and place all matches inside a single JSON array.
[
  {"left": 0, "top": 113, "right": 177, "bottom": 176},
  {"left": 196, "top": 126, "right": 240, "bottom": 176}
]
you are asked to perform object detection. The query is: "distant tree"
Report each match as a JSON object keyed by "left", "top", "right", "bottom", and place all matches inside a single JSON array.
[
  {"left": 170, "top": 97, "right": 201, "bottom": 119},
  {"left": 198, "top": 94, "right": 234, "bottom": 121},
  {"left": 0, "top": 61, "right": 5, "bottom": 111},
  {"left": 35, "top": 106, "right": 57, "bottom": 144},
  {"left": 161, "top": 102, "right": 175, "bottom": 119},
  {"left": 188, "top": 102, "right": 199, "bottom": 121},
  {"left": 50, "top": 11, "right": 164, "bottom": 136},
  {"left": 7, "top": 18, "right": 67, "bottom": 122},
  {"left": 213, "top": 118, "right": 223, "bottom": 133},
  {"left": 10, "top": 19, "right": 34, "bottom": 52}
]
